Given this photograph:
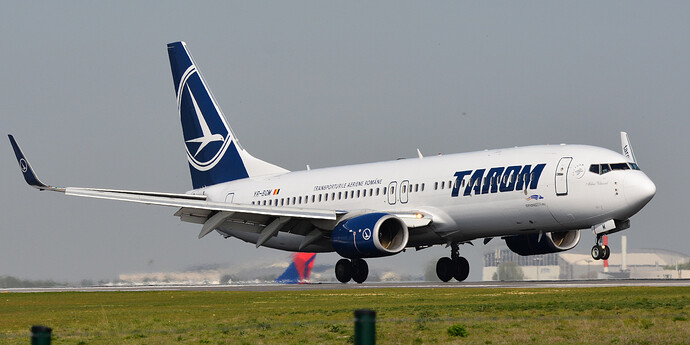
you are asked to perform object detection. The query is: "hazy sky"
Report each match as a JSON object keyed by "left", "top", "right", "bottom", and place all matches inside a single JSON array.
[{"left": 2, "top": 2, "right": 688, "bottom": 282}]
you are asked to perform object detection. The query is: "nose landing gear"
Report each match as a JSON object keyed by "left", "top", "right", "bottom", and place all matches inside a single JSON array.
[
  {"left": 436, "top": 242, "right": 470, "bottom": 282},
  {"left": 591, "top": 235, "right": 610, "bottom": 260},
  {"left": 335, "top": 258, "right": 369, "bottom": 283}
]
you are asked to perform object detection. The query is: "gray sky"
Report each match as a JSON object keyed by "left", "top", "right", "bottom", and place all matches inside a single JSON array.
[{"left": 2, "top": 2, "right": 688, "bottom": 282}]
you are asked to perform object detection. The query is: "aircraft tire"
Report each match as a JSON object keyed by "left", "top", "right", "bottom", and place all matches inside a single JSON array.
[
  {"left": 591, "top": 245, "right": 602, "bottom": 260},
  {"left": 436, "top": 257, "right": 454, "bottom": 282},
  {"left": 351, "top": 259, "right": 369, "bottom": 284},
  {"left": 602, "top": 245, "right": 611, "bottom": 260},
  {"left": 335, "top": 258, "right": 352, "bottom": 283},
  {"left": 453, "top": 257, "right": 470, "bottom": 282}
]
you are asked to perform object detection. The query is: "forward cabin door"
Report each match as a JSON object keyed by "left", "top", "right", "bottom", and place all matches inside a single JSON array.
[{"left": 555, "top": 157, "right": 572, "bottom": 196}]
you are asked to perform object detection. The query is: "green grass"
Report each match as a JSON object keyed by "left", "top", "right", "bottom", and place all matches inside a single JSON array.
[{"left": 1, "top": 286, "right": 688, "bottom": 344}]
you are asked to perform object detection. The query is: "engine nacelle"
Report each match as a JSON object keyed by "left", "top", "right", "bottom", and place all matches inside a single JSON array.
[
  {"left": 504, "top": 230, "right": 581, "bottom": 256},
  {"left": 331, "top": 213, "right": 409, "bottom": 258}
]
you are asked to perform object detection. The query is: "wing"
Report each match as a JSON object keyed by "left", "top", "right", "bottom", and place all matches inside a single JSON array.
[
  {"left": 9, "top": 135, "right": 335, "bottom": 226},
  {"left": 9, "top": 135, "right": 433, "bottom": 249}
]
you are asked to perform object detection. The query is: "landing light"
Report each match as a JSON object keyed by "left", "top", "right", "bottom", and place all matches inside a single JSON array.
[{"left": 415, "top": 213, "right": 424, "bottom": 219}]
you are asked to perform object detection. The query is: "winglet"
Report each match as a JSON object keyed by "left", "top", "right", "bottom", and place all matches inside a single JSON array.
[
  {"left": 620, "top": 132, "right": 637, "bottom": 164},
  {"left": 7, "top": 135, "right": 63, "bottom": 192}
]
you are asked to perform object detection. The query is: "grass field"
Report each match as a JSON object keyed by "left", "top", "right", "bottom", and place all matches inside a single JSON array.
[{"left": 1, "top": 286, "right": 688, "bottom": 344}]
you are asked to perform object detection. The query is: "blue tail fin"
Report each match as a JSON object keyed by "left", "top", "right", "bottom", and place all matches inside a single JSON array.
[
  {"left": 167, "top": 42, "right": 287, "bottom": 189},
  {"left": 275, "top": 253, "right": 316, "bottom": 284}
]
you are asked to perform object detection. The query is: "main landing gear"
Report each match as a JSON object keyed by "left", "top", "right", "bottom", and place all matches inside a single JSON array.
[
  {"left": 590, "top": 234, "right": 610, "bottom": 261},
  {"left": 335, "top": 258, "right": 369, "bottom": 284},
  {"left": 436, "top": 243, "right": 470, "bottom": 282}
]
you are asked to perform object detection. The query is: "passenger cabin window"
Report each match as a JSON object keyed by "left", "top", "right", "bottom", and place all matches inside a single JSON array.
[
  {"left": 434, "top": 182, "right": 438, "bottom": 190},
  {"left": 421, "top": 183, "right": 425, "bottom": 191},
  {"left": 441, "top": 181, "right": 445, "bottom": 189}
]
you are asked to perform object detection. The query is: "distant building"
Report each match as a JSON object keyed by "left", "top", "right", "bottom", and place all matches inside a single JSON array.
[
  {"left": 560, "top": 249, "right": 690, "bottom": 279},
  {"left": 483, "top": 247, "right": 690, "bottom": 281},
  {"left": 483, "top": 249, "right": 561, "bottom": 281}
]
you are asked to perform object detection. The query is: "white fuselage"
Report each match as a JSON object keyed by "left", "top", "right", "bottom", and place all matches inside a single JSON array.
[{"left": 188, "top": 144, "right": 655, "bottom": 252}]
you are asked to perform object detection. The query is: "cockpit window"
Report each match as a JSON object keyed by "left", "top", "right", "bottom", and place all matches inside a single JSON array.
[
  {"left": 589, "top": 164, "right": 600, "bottom": 174},
  {"left": 601, "top": 164, "right": 611, "bottom": 174},
  {"left": 589, "top": 162, "right": 639, "bottom": 175}
]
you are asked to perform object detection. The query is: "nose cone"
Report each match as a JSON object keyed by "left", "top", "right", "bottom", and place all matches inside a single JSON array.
[{"left": 623, "top": 172, "right": 656, "bottom": 214}]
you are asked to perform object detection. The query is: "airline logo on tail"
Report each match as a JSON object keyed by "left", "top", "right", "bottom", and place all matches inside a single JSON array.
[
  {"left": 168, "top": 42, "right": 251, "bottom": 188},
  {"left": 275, "top": 253, "right": 316, "bottom": 284},
  {"left": 177, "top": 65, "right": 231, "bottom": 171}
]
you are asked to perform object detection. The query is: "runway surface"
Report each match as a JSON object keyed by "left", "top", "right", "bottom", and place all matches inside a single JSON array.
[{"left": 4, "top": 279, "right": 689, "bottom": 293}]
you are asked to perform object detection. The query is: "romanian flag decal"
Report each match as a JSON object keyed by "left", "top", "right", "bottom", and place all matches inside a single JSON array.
[{"left": 272, "top": 189, "right": 280, "bottom": 195}]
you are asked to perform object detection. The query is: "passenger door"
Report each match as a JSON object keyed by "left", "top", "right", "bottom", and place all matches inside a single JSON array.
[{"left": 555, "top": 157, "right": 572, "bottom": 196}]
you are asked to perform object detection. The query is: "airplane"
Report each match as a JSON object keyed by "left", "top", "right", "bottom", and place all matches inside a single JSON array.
[
  {"left": 8, "top": 41, "right": 656, "bottom": 284},
  {"left": 275, "top": 253, "right": 316, "bottom": 284}
]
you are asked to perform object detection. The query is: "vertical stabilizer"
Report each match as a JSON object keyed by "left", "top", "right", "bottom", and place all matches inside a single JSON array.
[
  {"left": 275, "top": 253, "right": 316, "bottom": 284},
  {"left": 167, "top": 42, "right": 288, "bottom": 189}
]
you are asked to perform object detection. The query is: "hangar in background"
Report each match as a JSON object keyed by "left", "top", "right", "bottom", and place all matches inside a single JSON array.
[{"left": 483, "top": 236, "right": 690, "bottom": 281}]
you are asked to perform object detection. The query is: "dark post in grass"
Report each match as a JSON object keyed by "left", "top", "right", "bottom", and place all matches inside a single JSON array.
[
  {"left": 31, "top": 325, "right": 52, "bottom": 345},
  {"left": 354, "top": 309, "right": 376, "bottom": 345}
]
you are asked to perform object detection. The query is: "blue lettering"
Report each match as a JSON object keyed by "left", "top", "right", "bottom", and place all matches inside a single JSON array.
[
  {"left": 499, "top": 165, "right": 521, "bottom": 192},
  {"left": 464, "top": 169, "right": 485, "bottom": 196},
  {"left": 482, "top": 167, "right": 505, "bottom": 194},
  {"left": 515, "top": 164, "right": 546, "bottom": 191},
  {"left": 452, "top": 163, "right": 546, "bottom": 197},
  {"left": 452, "top": 170, "right": 471, "bottom": 197}
]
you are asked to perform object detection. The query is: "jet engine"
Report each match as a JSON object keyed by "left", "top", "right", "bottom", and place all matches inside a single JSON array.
[
  {"left": 504, "top": 230, "right": 581, "bottom": 256},
  {"left": 331, "top": 213, "right": 409, "bottom": 258}
]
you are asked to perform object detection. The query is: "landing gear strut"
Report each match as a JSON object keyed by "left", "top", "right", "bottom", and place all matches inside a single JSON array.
[
  {"left": 591, "top": 234, "right": 610, "bottom": 260},
  {"left": 436, "top": 243, "right": 470, "bottom": 282},
  {"left": 335, "top": 258, "right": 369, "bottom": 284}
]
